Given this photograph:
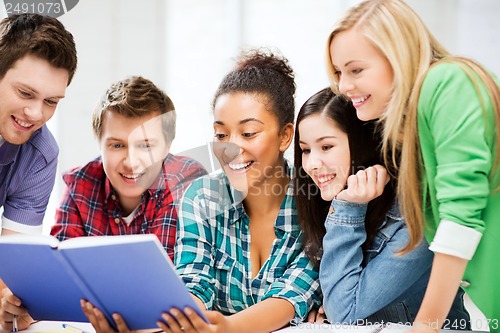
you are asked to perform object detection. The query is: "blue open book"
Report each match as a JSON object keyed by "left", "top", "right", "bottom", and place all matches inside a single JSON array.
[{"left": 0, "top": 234, "right": 207, "bottom": 330}]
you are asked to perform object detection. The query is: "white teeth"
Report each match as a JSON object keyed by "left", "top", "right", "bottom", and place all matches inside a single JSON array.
[
  {"left": 351, "top": 96, "right": 368, "bottom": 104},
  {"left": 228, "top": 161, "right": 252, "bottom": 170},
  {"left": 14, "top": 117, "right": 32, "bottom": 128},
  {"left": 122, "top": 173, "right": 141, "bottom": 179},
  {"left": 318, "top": 175, "right": 335, "bottom": 183}
]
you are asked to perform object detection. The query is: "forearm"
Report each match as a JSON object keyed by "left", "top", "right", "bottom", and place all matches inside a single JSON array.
[
  {"left": 320, "top": 200, "right": 368, "bottom": 321},
  {"left": 0, "top": 228, "right": 21, "bottom": 236},
  {"left": 322, "top": 201, "right": 433, "bottom": 322},
  {"left": 414, "top": 252, "right": 468, "bottom": 330},
  {"left": 191, "top": 294, "right": 207, "bottom": 311},
  {"left": 226, "top": 298, "right": 295, "bottom": 333}
]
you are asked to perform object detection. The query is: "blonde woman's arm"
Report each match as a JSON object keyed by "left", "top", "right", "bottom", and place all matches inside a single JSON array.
[{"left": 412, "top": 253, "right": 468, "bottom": 333}]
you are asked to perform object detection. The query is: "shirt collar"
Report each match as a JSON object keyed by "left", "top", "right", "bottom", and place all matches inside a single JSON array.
[
  {"left": 151, "top": 153, "right": 174, "bottom": 195},
  {"left": 386, "top": 199, "right": 403, "bottom": 221},
  {"left": 0, "top": 128, "right": 43, "bottom": 166},
  {"left": 0, "top": 141, "right": 20, "bottom": 166}
]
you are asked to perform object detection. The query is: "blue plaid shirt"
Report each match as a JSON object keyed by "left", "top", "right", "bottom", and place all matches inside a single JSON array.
[{"left": 174, "top": 161, "right": 321, "bottom": 320}]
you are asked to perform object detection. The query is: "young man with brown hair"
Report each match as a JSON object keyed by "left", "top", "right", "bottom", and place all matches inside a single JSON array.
[
  {"left": 0, "top": 75, "right": 207, "bottom": 331},
  {"left": 0, "top": 13, "right": 77, "bottom": 236}
]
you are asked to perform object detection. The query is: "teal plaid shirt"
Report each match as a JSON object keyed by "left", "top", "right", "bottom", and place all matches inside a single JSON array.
[{"left": 174, "top": 161, "right": 321, "bottom": 320}]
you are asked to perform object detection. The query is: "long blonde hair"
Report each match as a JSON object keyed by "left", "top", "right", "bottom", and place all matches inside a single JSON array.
[{"left": 326, "top": 0, "right": 500, "bottom": 253}]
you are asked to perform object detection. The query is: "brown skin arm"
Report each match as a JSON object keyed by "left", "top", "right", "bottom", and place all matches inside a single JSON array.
[{"left": 159, "top": 297, "right": 295, "bottom": 333}]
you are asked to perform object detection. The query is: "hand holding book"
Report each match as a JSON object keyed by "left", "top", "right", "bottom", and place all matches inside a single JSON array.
[{"left": 0, "top": 234, "right": 207, "bottom": 330}]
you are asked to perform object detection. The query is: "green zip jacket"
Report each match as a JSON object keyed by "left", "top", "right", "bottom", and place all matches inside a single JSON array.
[{"left": 418, "top": 62, "right": 500, "bottom": 331}]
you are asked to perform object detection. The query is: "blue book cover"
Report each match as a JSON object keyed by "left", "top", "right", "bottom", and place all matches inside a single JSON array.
[{"left": 0, "top": 234, "right": 207, "bottom": 330}]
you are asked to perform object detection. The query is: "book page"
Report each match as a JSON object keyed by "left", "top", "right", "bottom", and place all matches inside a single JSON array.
[
  {"left": 57, "top": 233, "right": 161, "bottom": 249},
  {"left": 59, "top": 234, "right": 203, "bottom": 330},
  {"left": 0, "top": 237, "right": 90, "bottom": 322},
  {"left": 16, "top": 321, "right": 95, "bottom": 333}
]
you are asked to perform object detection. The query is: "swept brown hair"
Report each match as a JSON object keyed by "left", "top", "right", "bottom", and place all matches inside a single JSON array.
[
  {"left": 93, "top": 76, "right": 176, "bottom": 146},
  {"left": 0, "top": 13, "right": 77, "bottom": 84}
]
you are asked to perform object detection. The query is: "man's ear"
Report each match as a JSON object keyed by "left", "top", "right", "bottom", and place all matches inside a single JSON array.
[{"left": 279, "top": 123, "right": 294, "bottom": 153}]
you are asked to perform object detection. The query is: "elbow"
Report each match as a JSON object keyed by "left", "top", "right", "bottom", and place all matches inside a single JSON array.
[
  {"left": 321, "top": 280, "right": 367, "bottom": 325},
  {"left": 321, "top": 286, "right": 360, "bottom": 325},
  {"left": 324, "top": 303, "right": 360, "bottom": 325}
]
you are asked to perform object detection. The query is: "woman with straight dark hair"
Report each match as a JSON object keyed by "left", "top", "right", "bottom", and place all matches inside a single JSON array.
[{"left": 294, "top": 88, "right": 469, "bottom": 326}]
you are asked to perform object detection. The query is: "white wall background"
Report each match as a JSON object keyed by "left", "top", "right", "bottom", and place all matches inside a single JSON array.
[
  {"left": 1, "top": 0, "right": 497, "bottom": 326},
  {"left": 43, "top": 0, "right": 500, "bottom": 234}
]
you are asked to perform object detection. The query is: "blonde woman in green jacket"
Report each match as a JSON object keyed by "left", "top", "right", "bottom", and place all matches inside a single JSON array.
[{"left": 325, "top": 1, "right": 500, "bottom": 333}]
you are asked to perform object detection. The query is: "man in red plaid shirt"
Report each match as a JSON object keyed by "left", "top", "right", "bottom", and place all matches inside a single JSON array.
[
  {"left": 0, "top": 76, "right": 208, "bottom": 331},
  {"left": 49, "top": 76, "right": 207, "bottom": 261}
]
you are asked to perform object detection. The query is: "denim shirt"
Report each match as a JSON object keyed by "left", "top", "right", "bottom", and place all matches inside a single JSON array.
[{"left": 319, "top": 199, "right": 470, "bottom": 326}]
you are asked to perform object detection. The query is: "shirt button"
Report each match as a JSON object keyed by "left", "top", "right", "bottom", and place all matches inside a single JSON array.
[
  {"left": 114, "top": 218, "right": 120, "bottom": 224},
  {"left": 460, "top": 280, "right": 470, "bottom": 288}
]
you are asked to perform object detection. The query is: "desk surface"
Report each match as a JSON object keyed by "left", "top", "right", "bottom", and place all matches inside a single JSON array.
[
  {"left": 0, "top": 321, "right": 165, "bottom": 333},
  {"left": 274, "top": 323, "right": 489, "bottom": 333},
  {"left": 0, "top": 321, "right": 94, "bottom": 333},
  {"left": 0, "top": 321, "right": 488, "bottom": 333},
  {"left": 275, "top": 323, "right": 389, "bottom": 333}
]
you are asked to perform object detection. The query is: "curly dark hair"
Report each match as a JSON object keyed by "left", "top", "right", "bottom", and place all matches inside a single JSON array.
[{"left": 212, "top": 48, "right": 296, "bottom": 127}]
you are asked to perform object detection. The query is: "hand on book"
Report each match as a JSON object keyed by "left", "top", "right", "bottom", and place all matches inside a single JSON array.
[
  {"left": 0, "top": 287, "right": 34, "bottom": 331},
  {"left": 306, "top": 305, "right": 327, "bottom": 323},
  {"left": 81, "top": 300, "right": 134, "bottom": 333},
  {"left": 158, "top": 307, "right": 229, "bottom": 333},
  {"left": 0, "top": 234, "right": 204, "bottom": 330}
]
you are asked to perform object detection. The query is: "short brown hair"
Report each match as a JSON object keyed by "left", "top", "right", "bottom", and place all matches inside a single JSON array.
[
  {"left": 92, "top": 76, "right": 176, "bottom": 146},
  {"left": 0, "top": 13, "right": 77, "bottom": 84}
]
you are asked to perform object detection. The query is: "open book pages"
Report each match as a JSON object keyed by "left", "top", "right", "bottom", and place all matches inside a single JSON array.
[{"left": 0, "top": 233, "right": 162, "bottom": 249}]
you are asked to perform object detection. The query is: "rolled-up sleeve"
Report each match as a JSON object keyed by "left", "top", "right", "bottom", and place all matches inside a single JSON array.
[
  {"left": 418, "top": 63, "right": 495, "bottom": 255},
  {"left": 174, "top": 179, "right": 216, "bottom": 310},
  {"left": 262, "top": 234, "right": 321, "bottom": 320}
]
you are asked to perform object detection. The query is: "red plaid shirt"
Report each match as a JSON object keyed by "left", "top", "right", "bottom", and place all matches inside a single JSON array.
[{"left": 51, "top": 154, "right": 207, "bottom": 260}]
